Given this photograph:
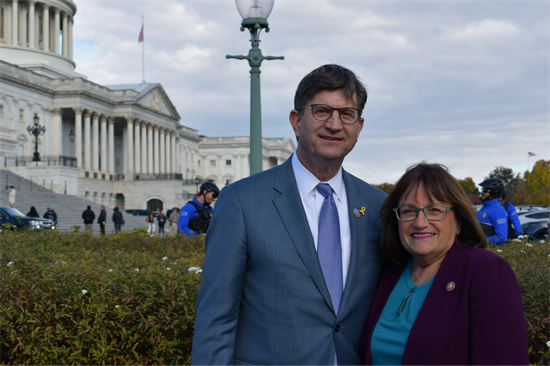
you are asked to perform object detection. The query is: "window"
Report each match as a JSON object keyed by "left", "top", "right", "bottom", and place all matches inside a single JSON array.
[
  {"left": 26, "top": 11, "right": 29, "bottom": 45},
  {"left": 210, "top": 160, "right": 216, "bottom": 167},
  {"left": 38, "top": 15, "right": 43, "bottom": 47},
  {"left": 226, "top": 159, "right": 232, "bottom": 166},
  {"left": 0, "top": 7, "right": 5, "bottom": 40},
  {"left": 198, "top": 160, "right": 201, "bottom": 167},
  {"left": 0, "top": 105, "right": 4, "bottom": 117},
  {"left": 19, "top": 109, "right": 24, "bottom": 121}
]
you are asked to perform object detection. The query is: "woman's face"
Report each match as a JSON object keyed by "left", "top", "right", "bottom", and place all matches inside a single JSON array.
[{"left": 397, "top": 183, "right": 459, "bottom": 265}]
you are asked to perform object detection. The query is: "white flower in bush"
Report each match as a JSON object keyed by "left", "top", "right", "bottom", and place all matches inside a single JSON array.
[
  {"left": 115, "top": 305, "right": 120, "bottom": 309},
  {"left": 162, "top": 256, "right": 168, "bottom": 261},
  {"left": 540, "top": 240, "right": 545, "bottom": 244},
  {"left": 526, "top": 243, "right": 534, "bottom": 247},
  {"left": 166, "top": 267, "right": 172, "bottom": 271},
  {"left": 497, "top": 249, "right": 503, "bottom": 252},
  {"left": 135, "top": 268, "right": 140, "bottom": 272},
  {"left": 188, "top": 266, "right": 203, "bottom": 274},
  {"left": 547, "top": 340, "right": 550, "bottom": 348},
  {"left": 520, "top": 250, "right": 526, "bottom": 253},
  {"left": 109, "top": 269, "right": 113, "bottom": 272},
  {"left": 7, "top": 261, "right": 14, "bottom": 267},
  {"left": 517, "top": 235, "right": 525, "bottom": 239},
  {"left": 512, "top": 239, "right": 522, "bottom": 243},
  {"left": 82, "top": 289, "right": 88, "bottom": 295}
]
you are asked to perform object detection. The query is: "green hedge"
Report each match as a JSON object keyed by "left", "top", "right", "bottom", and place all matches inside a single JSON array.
[
  {"left": 0, "top": 230, "right": 548, "bottom": 365},
  {"left": 0, "top": 229, "right": 205, "bottom": 365}
]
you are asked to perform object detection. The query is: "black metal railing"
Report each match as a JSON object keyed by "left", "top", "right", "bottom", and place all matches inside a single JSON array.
[
  {"left": 4, "top": 155, "right": 77, "bottom": 168},
  {"left": 134, "top": 173, "right": 183, "bottom": 181}
]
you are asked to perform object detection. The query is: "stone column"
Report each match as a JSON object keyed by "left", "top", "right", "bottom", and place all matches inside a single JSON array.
[
  {"left": 235, "top": 154, "right": 241, "bottom": 181},
  {"left": 42, "top": 4, "right": 49, "bottom": 51},
  {"left": 171, "top": 132, "right": 177, "bottom": 174},
  {"left": 126, "top": 117, "right": 134, "bottom": 176},
  {"left": 159, "top": 128, "right": 165, "bottom": 175},
  {"left": 53, "top": 8, "right": 60, "bottom": 54},
  {"left": 218, "top": 154, "right": 223, "bottom": 186},
  {"left": 147, "top": 124, "right": 153, "bottom": 174},
  {"left": 74, "top": 107, "right": 82, "bottom": 168},
  {"left": 49, "top": 108, "right": 61, "bottom": 158},
  {"left": 68, "top": 16, "right": 73, "bottom": 58},
  {"left": 12, "top": 0, "right": 18, "bottom": 45},
  {"left": 241, "top": 154, "right": 248, "bottom": 178},
  {"left": 153, "top": 125, "right": 159, "bottom": 174},
  {"left": 108, "top": 118, "right": 115, "bottom": 174},
  {"left": 83, "top": 111, "right": 91, "bottom": 170},
  {"left": 141, "top": 121, "right": 147, "bottom": 174},
  {"left": 92, "top": 113, "right": 99, "bottom": 171},
  {"left": 100, "top": 115, "right": 107, "bottom": 172},
  {"left": 29, "top": 1, "right": 36, "bottom": 48},
  {"left": 134, "top": 121, "right": 141, "bottom": 174},
  {"left": 61, "top": 12, "right": 68, "bottom": 57},
  {"left": 165, "top": 131, "right": 171, "bottom": 174}
]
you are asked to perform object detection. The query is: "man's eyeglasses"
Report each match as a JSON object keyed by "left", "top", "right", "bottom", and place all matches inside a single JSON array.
[
  {"left": 210, "top": 192, "right": 218, "bottom": 198},
  {"left": 393, "top": 205, "right": 453, "bottom": 221},
  {"left": 302, "top": 104, "right": 361, "bottom": 125}
]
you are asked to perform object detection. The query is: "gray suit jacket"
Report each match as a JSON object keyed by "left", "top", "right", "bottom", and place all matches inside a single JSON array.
[{"left": 191, "top": 157, "right": 387, "bottom": 365}]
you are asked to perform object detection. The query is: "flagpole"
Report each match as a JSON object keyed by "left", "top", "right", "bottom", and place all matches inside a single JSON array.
[{"left": 142, "top": 16, "right": 145, "bottom": 83}]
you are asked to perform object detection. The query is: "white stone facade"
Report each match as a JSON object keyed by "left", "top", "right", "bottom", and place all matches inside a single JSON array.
[{"left": 0, "top": 0, "right": 294, "bottom": 211}]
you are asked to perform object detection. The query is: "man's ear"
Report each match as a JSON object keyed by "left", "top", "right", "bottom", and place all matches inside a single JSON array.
[{"left": 289, "top": 110, "right": 301, "bottom": 140}]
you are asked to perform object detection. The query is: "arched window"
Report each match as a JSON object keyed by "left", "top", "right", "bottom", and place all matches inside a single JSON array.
[
  {"left": 147, "top": 199, "right": 163, "bottom": 213},
  {"left": 38, "top": 15, "right": 43, "bottom": 47},
  {"left": 0, "top": 7, "right": 5, "bottom": 40}
]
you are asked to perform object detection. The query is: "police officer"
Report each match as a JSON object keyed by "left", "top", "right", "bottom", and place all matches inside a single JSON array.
[
  {"left": 499, "top": 189, "right": 523, "bottom": 239},
  {"left": 178, "top": 182, "right": 220, "bottom": 236},
  {"left": 476, "top": 178, "right": 508, "bottom": 244}
]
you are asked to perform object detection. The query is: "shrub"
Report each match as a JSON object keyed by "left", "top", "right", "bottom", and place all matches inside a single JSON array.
[
  {"left": 0, "top": 230, "right": 205, "bottom": 365},
  {"left": 488, "top": 236, "right": 550, "bottom": 365}
]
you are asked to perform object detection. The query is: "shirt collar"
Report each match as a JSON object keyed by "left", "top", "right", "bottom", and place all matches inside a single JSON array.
[{"left": 291, "top": 152, "right": 344, "bottom": 202}]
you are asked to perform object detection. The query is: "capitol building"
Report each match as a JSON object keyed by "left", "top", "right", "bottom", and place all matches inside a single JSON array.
[{"left": 0, "top": 0, "right": 294, "bottom": 211}]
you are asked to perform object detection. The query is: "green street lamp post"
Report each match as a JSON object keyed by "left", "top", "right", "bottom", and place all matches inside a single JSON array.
[{"left": 227, "top": 0, "right": 283, "bottom": 175}]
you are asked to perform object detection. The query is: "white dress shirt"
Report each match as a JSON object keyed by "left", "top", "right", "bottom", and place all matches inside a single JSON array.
[{"left": 291, "top": 153, "right": 352, "bottom": 288}]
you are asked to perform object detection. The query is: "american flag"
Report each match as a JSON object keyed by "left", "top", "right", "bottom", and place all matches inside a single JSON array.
[
  {"left": 138, "top": 25, "right": 144, "bottom": 43},
  {"left": 528, "top": 152, "right": 536, "bottom": 157}
]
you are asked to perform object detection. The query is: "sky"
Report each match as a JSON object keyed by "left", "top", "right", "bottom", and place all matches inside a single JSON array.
[{"left": 72, "top": 0, "right": 549, "bottom": 185}]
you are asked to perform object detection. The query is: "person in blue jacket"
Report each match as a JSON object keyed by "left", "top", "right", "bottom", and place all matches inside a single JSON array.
[
  {"left": 499, "top": 189, "right": 523, "bottom": 239},
  {"left": 178, "top": 181, "right": 219, "bottom": 236},
  {"left": 476, "top": 178, "right": 508, "bottom": 244}
]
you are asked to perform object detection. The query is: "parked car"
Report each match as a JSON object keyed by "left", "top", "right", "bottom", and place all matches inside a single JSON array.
[
  {"left": 516, "top": 205, "right": 545, "bottom": 213},
  {"left": 125, "top": 209, "right": 158, "bottom": 217},
  {"left": 0, "top": 207, "right": 55, "bottom": 231},
  {"left": 518, "top": 208, "right": 550, "bottom": 226},
  {"left": 522, "top": 219, "right": 549, "bottom": 240}
]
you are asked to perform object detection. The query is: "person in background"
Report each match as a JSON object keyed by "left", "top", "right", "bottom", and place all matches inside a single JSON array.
[
  {"left": 26, "top": 206, "right": 39, "bottom": 218},
  {"left": 82, "top": 205, "right": 95, "bottom": 234},
  {"left": 157, "top": 210, "right": 166, "bottom": 237},
  {"left": 43, "top": 207, "right": 57, "bottom": 225},
  {"left": 7, "top": 186, "right": 16, "bottom": 208},
  {"left": 361, "top": 162, "right": 527, "bottom": 365},
  {"left": 499, "top": 188, "right": 523, "bottom": 239},
  {"left": 169, "top": 207, "right": 179, "bottom": 236},
  {"left": 112, "top": 207, "right": 123, "bottom": 233},
  {"left": 178, "top": 182, "right": 219, "bottom": 236},
  {"left": 147, "top": 210, "right": 156, "bottom": 236},
  {"left": 98, "top": 205, "right": 107, "bottom": 235},
  {"left": 476, "top": 178, "right": 508, "bottom": 244}
]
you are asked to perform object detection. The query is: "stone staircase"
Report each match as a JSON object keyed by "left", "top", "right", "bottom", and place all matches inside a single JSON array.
[{"left": 0, "top": 169, "right": 174, "bottom": 235}]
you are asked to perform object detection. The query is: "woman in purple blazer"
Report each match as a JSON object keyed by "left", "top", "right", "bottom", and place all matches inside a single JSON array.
[{"left": 361, "top": 162, "right": 528, "bottom": 365}]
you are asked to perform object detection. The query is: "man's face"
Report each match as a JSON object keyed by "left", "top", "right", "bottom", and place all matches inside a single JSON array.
[
  {"left": 289, "top": 89, "right": 364, "bottom": 173},
  {"left": 480, "top": 190, "right": 492, "bottom": 201},
  {"left": 204, "top": 191, "right": 217, "bottom": 205}
]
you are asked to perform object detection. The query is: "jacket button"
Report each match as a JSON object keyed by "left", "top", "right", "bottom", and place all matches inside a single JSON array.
[{"left": 335, "top": 324, "right": 340, "bottom": 332}]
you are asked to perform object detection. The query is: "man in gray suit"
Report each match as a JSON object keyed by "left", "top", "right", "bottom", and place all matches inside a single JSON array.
[{"left": 192, "top": 64, "right": 387, "bottom": 365}]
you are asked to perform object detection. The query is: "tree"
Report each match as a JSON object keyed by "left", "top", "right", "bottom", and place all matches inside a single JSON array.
[
  {"left": 458, "top": 177, "right": 481, "bottom": 204},
  {"left": 373, "top": 183, "right": 394, "bottom": 194},
  {"left": 484, "top": 166, "right": 520, "bottom": 189},
  {"left": 509, "top": 160, "right": 549, "bottom": 206}
]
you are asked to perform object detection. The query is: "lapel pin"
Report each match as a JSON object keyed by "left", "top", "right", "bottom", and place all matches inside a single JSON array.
[
  {"left": 359, "top": 207, "right": 366, "bottom": 216},
  {"left": 353, "top": 208, "right": 360, "bottom": 218},
  {"left": 446, "top": 281, "right": 456, "bottom": 291}
]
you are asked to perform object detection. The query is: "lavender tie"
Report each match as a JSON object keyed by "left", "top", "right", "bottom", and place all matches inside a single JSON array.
[{"left": 317, "top": 183, "right": 343, "bottom": 315}]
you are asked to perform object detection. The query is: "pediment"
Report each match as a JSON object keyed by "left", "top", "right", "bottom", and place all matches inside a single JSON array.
[{"left": 137, "top": 85, "right": 179, "bottom": 119}]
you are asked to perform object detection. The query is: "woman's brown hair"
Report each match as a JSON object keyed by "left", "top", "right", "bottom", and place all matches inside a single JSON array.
[{"left": 381, "top": 162, "right": 487, "bottom": 264}]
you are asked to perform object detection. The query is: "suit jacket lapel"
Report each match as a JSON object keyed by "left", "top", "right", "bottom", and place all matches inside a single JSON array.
[{"left": 272, "top": 158, "right": 335, "bottom": 313}]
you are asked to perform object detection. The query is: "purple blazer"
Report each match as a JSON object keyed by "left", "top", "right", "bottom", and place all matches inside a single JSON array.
[{"left": 361, "top": 241, "right": 528, "bottom": 365}]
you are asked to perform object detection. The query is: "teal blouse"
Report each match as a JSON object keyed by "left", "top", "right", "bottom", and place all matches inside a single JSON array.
[{"left": 370, "top": 259, "right": 435, "bottom": 365}]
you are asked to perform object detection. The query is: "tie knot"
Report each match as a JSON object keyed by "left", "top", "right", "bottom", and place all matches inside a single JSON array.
[{"left": 317, "top": 183, "right": 333, "bottom": 199}]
